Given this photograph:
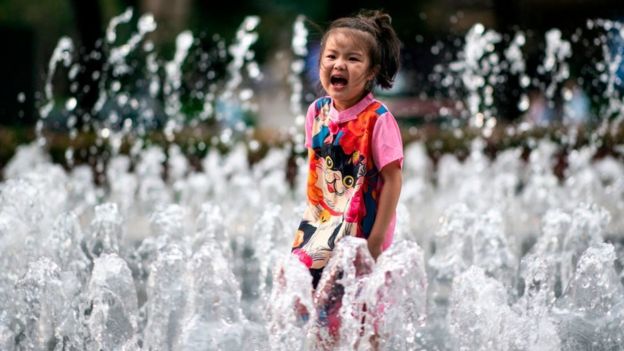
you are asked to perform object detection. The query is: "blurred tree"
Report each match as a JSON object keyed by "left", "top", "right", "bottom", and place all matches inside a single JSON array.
[
  {"left": 121, "top": 0, "right": 139, "bottom": 10},
  {"left": 0, "top": 26, "right": 35, "bottom": 125},
  {"left": 0, "top": 0, "right": 73, "bottom": 125},
  {"left": 68, "top": 0, "right": 104, "bottom": 120}
]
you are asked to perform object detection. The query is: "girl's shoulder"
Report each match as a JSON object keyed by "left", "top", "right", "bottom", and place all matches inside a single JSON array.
[{"left": 367, "top": 96, "right": 392, "bottom": 118}]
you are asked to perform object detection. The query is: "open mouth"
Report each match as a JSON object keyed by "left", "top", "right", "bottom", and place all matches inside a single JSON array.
[
  {"left": 330, "top": 75, "right": 348, "bottom": 87},
  {"left": 327, "top": 181, "right": 336, "bottom": 193},
  {"left": 326, "top": 180, "right": 344, "bottom": 195}
]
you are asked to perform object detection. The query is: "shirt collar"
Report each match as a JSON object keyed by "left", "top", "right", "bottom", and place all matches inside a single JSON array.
[{"left": 328, "top": 93, "right": 375, "bottom": 123}]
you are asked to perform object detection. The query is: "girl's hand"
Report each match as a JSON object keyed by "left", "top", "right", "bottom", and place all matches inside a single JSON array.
[
  {"left": 367, "top": 160, "right": 402, "bottom": 261},
  {"left": 367, "top": 234, "right": 383, "bottom": 260}
]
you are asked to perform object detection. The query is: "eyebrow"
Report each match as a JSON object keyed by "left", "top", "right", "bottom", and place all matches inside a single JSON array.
[{"left": 324, "top": 49, "right": 364, "bottom": 56}]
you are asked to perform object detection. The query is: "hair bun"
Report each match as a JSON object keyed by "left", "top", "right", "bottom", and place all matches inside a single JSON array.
[
  {"left": 374, "top": 13, "right": 392, "bottom": 26},
  {"left": 359, "top": 10, "right": 392, "bottom": 27}
]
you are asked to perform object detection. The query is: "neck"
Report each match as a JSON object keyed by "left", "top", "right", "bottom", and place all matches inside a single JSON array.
[{"left": 333, "top": 91, "right": 369, "bottom": 112}]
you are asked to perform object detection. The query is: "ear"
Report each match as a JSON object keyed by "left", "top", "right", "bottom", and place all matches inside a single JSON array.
[
  {"left": 366, "top": 64, "right": 380, "bottom": 84},
  {"left": 365, "top": 66, "right": 379, "bottom": 91}
]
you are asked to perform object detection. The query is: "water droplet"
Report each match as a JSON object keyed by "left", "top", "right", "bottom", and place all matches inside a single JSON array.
[
  {"left": 138, "top": 14, "right": 157, "bottom": 34},
  {"left": 65, "top": 97, "right": 77, "bottom": 111},
  {"left": 101, "top": 128, "right": 110, "bottom": 139}
]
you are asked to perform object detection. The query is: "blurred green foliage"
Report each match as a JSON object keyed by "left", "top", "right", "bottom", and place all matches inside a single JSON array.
[
  {"left": 2, "top": 122, "right": 622, "bottom": 180},
  {"left": 0, "top": 0, "right": 73, "bottom": 28}
]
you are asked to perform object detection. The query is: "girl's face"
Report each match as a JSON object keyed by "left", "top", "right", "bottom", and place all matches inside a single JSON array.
[{"left": 320, "top": 29, "right": 375, "bottom": 111}]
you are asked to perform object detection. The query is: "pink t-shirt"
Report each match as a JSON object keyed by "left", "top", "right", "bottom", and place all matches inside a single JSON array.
[{"left": 301, "top": 93, "right": 403, "bottom": 251}]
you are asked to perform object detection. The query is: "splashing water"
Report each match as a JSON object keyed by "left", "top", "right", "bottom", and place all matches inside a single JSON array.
[
  {"left": 266, "top": 255, "right": 314, "bottom": 350},
  {"left": 2, "top": 137, "right": 624, "bottom": 349},
  {"left": 449, "top": 23, "right": 501, "bottom": 129},
  {"left": 554, "top": 243, "right": 624, "bottom": 349}
]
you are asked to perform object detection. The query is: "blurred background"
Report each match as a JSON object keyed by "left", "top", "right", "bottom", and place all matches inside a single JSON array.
[{"left": 1, "top": 0, "right": 623, "bottom": 174}]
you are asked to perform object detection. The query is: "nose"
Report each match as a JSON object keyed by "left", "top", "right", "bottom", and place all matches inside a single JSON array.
[
  {"left": 333, "top": 58, "right": 346, "bottom": 70},
  {"left": 326, "top": 169, "right": 339, "bottom": 181}
]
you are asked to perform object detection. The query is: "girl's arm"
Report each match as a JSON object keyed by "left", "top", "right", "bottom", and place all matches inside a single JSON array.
[{"left": 367, "top": 160, "right": 402, "bottom": 260}]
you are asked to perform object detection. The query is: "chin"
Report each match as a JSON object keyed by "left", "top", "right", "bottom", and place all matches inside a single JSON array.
[
  {"left": 324, "top": 85, "right": 346, "bottom": 97},
  {"left": 322, "top": 192, "right": 345, "bottom": 214}
]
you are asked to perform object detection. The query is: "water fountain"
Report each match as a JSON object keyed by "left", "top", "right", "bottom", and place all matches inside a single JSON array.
[{"left": 1, "top": 8, "right": 624, "bottom": 350}]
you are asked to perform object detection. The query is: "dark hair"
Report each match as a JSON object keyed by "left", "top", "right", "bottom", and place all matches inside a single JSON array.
[{"left": 320, "top": 10, "right": 401, "bottom": 90}]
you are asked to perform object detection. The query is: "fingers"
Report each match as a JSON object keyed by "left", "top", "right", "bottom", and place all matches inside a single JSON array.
[{"left": 368, "top": 240, "right": 382, "bottom": 260}]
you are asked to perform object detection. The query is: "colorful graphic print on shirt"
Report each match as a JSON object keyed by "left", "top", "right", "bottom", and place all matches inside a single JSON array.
[{"left": 292, "top": 98, "right": 386, "bottom": 270}]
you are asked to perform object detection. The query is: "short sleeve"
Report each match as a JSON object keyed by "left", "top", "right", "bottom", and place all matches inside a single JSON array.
[
  {"left": 304, "top": 102, "right": 317, "bottom": 148},
  {"left": 371, "top": 110, "right": 404, "bottom": 171}
]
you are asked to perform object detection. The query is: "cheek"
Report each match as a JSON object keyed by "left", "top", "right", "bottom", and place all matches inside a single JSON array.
[
  {"left": 340, "top": 188, "right": 355, "bottom": 199},
  {"left": 318, "top": 67, "right": 330, "bottom": 84},
  {"left": 353, "top": 70, "right": 372, "bottom": 83},
  {"left": 320, "top": 59, "right": 333, "bottom": 72}
]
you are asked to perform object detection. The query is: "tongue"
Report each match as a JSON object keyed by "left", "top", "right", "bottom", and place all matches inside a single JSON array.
[
  {"left": 332, "top": 77, "right": 347, "bottom": 87},
  {"left": 328, "top": 182, "right": 335, "bottom": 193}
]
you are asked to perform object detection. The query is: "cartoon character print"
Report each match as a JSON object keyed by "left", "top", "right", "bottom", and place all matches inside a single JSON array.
[
  {"left": 292, "top": 98, "right": 383, "bottom": 271},
  {"left": 316, "top": 141, "right": 366, "bottom": 215},
  {"left": 293, "top": 141, "right": 366, "bottom": 269}
]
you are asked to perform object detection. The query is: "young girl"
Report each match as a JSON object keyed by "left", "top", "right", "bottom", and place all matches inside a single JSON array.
[{"left": 291, "top": 10, "right": 403, "bottom": 290}]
